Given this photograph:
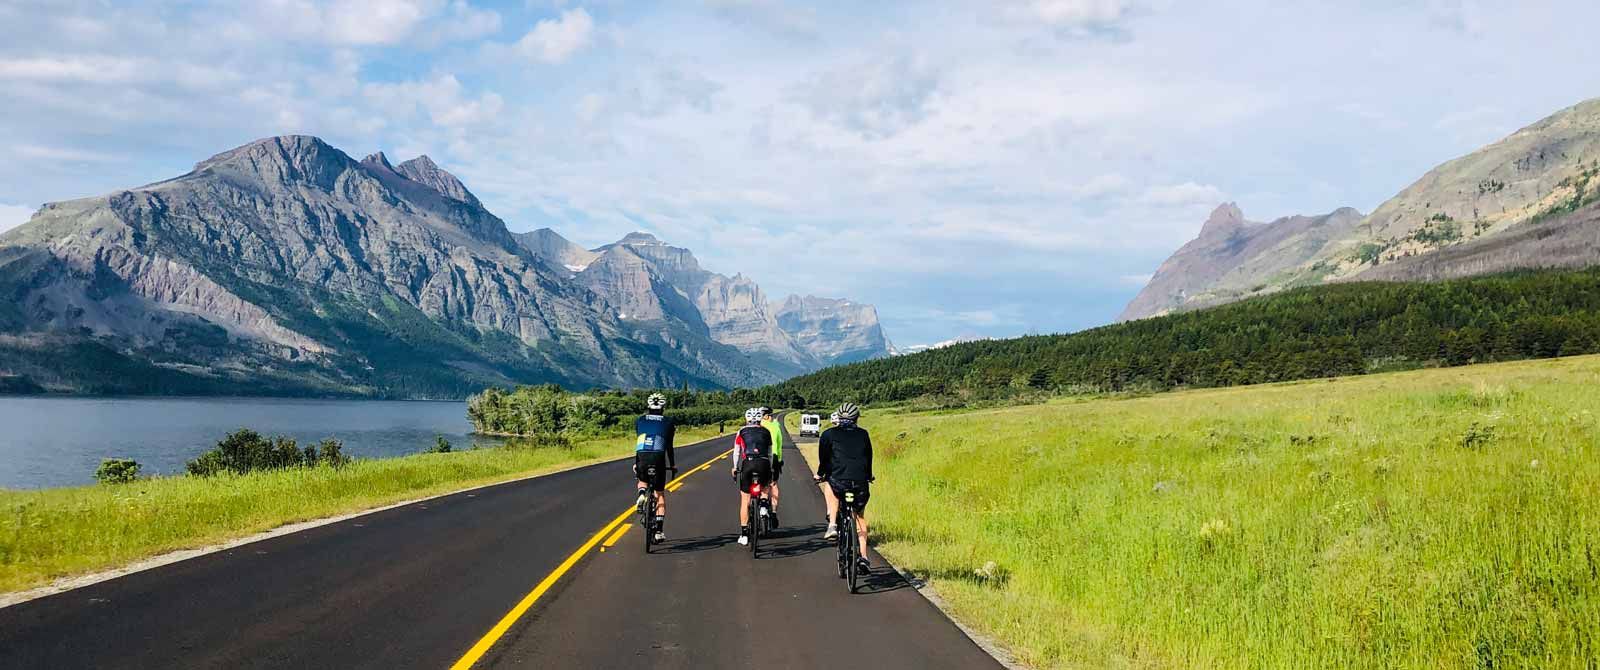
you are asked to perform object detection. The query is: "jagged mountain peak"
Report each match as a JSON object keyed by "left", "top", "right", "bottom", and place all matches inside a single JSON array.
[
  {"left": 515, "top": 228, "right": 600, "bottom": 272},
  {"left": 1198, "top": 202, "right": 1246, "bottom": 236},
  {"left": 188, "top": 135, "right": 356, "bottom": 190},
  {"left": 774, "top": 294, "right": 892, "bottom": 366},
  {"left": 614, "top": 231, "right": 664, "bottom": 246},
  {"left": 0, "top": 135, "right": 748, "bottom": 394},
  {"left": 395, "top": 154, "right": 480, "bottom": 206},
  {"left": 1119, "top": 204, "right": 1365, "bottom": 321},
  {"left": 361, "top": 151, "right": 397, "bottom": 172}
]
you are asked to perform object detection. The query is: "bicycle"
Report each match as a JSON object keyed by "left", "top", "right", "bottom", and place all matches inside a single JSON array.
[
  {"left": 638, "top": 465, "right": 676, "bottom": 554},
  {"left": 833, "top": 483, "right": 865, "bottom": 593},
  {"left": 745, "top": 479, "right": 768, "bottom": 556}
]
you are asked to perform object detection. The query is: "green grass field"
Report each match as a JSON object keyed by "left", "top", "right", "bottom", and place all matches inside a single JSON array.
[
  {"left": 795, "top": 357, "right": 1600, "bottom": 669},
  {"left": 0, "top": 426, "right": 721, "bottom": 595}
]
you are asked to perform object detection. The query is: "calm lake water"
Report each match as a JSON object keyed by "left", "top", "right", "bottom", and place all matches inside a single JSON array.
[{"left": 0, "top": 397, "right": 489, "bottom": 489}]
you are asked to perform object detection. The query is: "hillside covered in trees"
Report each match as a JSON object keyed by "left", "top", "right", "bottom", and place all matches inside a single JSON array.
[{"left": 760, "top": 268, "right": 1600, "bottom": 408}]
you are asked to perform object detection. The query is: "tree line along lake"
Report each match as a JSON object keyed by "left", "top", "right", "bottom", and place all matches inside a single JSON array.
[{"left": 0, "top": 397, "right": 484, "bottom": 489}]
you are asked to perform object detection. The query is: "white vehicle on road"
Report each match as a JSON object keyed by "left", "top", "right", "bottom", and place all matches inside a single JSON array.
[{"left": 799, "top": 413, "right": 821, "bottom": 437}]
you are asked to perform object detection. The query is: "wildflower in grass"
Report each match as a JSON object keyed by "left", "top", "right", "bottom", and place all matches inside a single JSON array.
[
  {"left": 1198, "top": 519, "right": 1232, "bottom": 552},
  {"left": 1198, "top": 518, "right": 1231, "bottom": 539}
]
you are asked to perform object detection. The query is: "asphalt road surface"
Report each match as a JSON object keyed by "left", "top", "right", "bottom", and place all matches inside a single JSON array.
[{"left": 0, "top": 422, "right": 1003, "bottom": 669}]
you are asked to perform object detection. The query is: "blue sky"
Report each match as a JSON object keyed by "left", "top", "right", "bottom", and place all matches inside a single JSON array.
[{"left": 3, "top": 1, "right": 1600, "bottom": 348}]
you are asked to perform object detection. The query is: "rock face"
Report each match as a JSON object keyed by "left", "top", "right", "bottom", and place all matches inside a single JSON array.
[
  {"left": 519, "top": 230, "right": 893, "bottom": 379},
  {"left": 394, "top": 155, "right": 481, "bottom": 207},
  {"left": 774, "top": 295, "right": 894, "bottom": 365},
  {"left": 1119, "top": 204, "right": 1364, "bottom": 320},
  {"left": 1122, "top": 97, "right": 1600, "bottom": 320},
  {"left": 573, "top": 233, "right": 816, "bottom": 380},
  {"left": 513, "top": 228, "right": 600, "bottom": 273},
  {"left": 0, "top": 136, "right": 736, "bottom": 396}
]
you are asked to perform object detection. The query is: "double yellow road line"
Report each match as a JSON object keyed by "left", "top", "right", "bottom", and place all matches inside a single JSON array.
[{"left": 447, "top": 447, "right": 730, "bottom": 670}]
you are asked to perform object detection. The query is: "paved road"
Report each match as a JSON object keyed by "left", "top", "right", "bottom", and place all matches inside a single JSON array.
[{"left": 0, "top": 423, "right": 1002, "bottom": 669}]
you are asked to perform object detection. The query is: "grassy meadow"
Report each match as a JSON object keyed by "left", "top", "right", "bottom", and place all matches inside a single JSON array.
[
  {"left": 797, "top": 357, "right": 1600, "bottom": 669},
  {"left": 0, "top": 425, "right": 721, "bottom": 594}
]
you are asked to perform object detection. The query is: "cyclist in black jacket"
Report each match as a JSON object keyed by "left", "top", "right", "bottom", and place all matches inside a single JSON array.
[{"left": 814, "top": 402, "right": 873, "bottom": 571}]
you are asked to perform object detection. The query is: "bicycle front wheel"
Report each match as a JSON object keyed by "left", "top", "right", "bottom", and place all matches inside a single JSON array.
[{"left": 642, "top": 490, "right": 655, "bottom": 553}]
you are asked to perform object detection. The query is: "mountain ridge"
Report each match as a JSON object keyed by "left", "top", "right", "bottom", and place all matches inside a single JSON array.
[
  {"left": 1123, "top": 96, "right": 1600, "bottom": 320},
  {"left": 0, "top": 136, "right": 776, "bottom": 395}
]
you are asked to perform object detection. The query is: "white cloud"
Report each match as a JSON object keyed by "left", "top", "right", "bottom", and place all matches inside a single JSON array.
[
  {"left": 1427, "top": 0, "right": 1485, "bottom": 36},
  {"left": 1140, "top": 182, "right": 1225, "bottom": 208},
  {"left": 1000, "top": 0, "right": 1141, "bottom": 38},
  {"left": 427, "top": 1, "right": 503, "bottom": 44},
  {"left": 0, "top": 203, "right": 35, "bottom": 234},
  {"left": 325, "top": 0, "right": 436, "bottom": 44},
  {"left": 363, "top": 74, "right": 504, "bottom": 128},
  {"left": 516, "top": 8, "right": 595, "bottom": 63},
  {"left": 795, "top": 54, "right": 941, "bottom": 139},
  {"left": 14, "top": 145, "right": 124, "bottom": 163},
  {"left": 0, "top": 56, "right": 142, "bottom": 83},
  {"left": 1118, "top": 273, "right": 1153, "bottom": 286},
  {"left": 703, "top": 0, "right": 819, "bottom": 40}
]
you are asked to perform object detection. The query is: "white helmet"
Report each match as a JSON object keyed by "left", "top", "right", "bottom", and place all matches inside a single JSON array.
[
  {"left": 646, "top": 393, "right": 666, "bottom": 410},
  {"left": 744, "top": 407, "right": 764, "bottom": 424}
]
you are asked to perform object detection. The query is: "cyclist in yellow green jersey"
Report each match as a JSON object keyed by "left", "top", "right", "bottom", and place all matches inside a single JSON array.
[{"left": 760, "top": 407, "right": 783, "bottom": 528}]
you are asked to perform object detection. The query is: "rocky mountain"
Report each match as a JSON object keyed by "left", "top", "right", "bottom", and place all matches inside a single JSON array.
[
  {"left": 1119, "top": 204, "right": 1364, "bottom": 320},
  {"left": 774, "top": 295, "right": 895, "bottom": 365},
  {"left": 1123, "top": 97, "right": 1600, "bottom": 320},
  {"left": 513, "top": 228, "right": 598, "bottom": 273},
  {"left": 0, "top": 136, "right": 762, "bottom": 396},
  {"left": 518, "top": 230, "right": 894, "bottom": 378}
]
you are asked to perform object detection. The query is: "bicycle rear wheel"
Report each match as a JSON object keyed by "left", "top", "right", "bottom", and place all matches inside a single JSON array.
[
  {"left": 749, "top": 498, "right": 760, "bottom": 556},
  {"left": 836, "top": 524, "right": 847, "bottom": 578},
  {"left": 642, "top": 489, "right": 656, "bottom": 554},
  {"left": 844, "top": 513, "right": 858, "bottom": 593}
]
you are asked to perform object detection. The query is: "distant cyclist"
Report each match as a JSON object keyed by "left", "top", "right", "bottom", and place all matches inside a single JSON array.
[
  {"left": 730, "top": 407, "right": 774, "bottom": 546},
  {"left": 760, "top": 407, "right": 783, "bottom": 528},
  {"left": 634, "top": 393, "right": 677, "bottom": 542},
  {"left": 815, "top": 402, "right": 873, "bottom": 571}
]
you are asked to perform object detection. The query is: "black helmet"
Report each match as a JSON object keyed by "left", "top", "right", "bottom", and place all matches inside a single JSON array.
[
  {"left": 647, "top": 393, "right": 667, "bottom": 410},
  {"left": 835, "top": 402, "right": 860, "bottom": 422}
]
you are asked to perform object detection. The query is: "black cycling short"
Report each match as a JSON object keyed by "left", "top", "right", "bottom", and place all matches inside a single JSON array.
[
  {"left": 635, "top": 451, "right": 668, "bottom": 489},
  {"left": 737, "top": 457, "right": 772, "bottom": 492},
  {"left": 829, "top": 479, "right": 870, "bottom": 513},
  {"left": 772, "top": 458, "right": 785, "bottom": 478}
]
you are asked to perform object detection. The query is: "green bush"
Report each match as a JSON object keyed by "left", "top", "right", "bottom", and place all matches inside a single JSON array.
[
  {"left": 316, "top": 438, "right": 350, "bottom": 468},
  {"left": 186, "top": 429, "right": 347, "bottom": 476},
  {"left": 431, "top": 436, "right": 453, "bottom": 453},
  {"left": 467, "top": 385, "right": 740, "bottom": 436},
  {"left": 94, "top": 458, "right": 141, "bottom": 485}
]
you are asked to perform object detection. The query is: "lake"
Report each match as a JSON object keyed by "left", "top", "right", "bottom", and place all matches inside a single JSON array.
[{"left": 0, "top": 397, "right": 490, "bottom": 489}]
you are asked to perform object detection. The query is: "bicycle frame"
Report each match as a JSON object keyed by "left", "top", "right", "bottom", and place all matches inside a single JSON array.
[
  {"left": 747, "top": 480, "right": 764, "bottom": 555},
  {"left": 640, "top": 463, "right": 659, "bottom": 553},
  {"left": 836, "top": 489, "right": 860, "bottom": 592}
]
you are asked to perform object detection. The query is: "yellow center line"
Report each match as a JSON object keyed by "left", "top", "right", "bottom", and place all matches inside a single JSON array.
[
  {"left": 448, "top": 447, "right": 732, "bottom": 670},
  {"left": 600, "top": 523, "right": 631, "bottom": 548}
]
